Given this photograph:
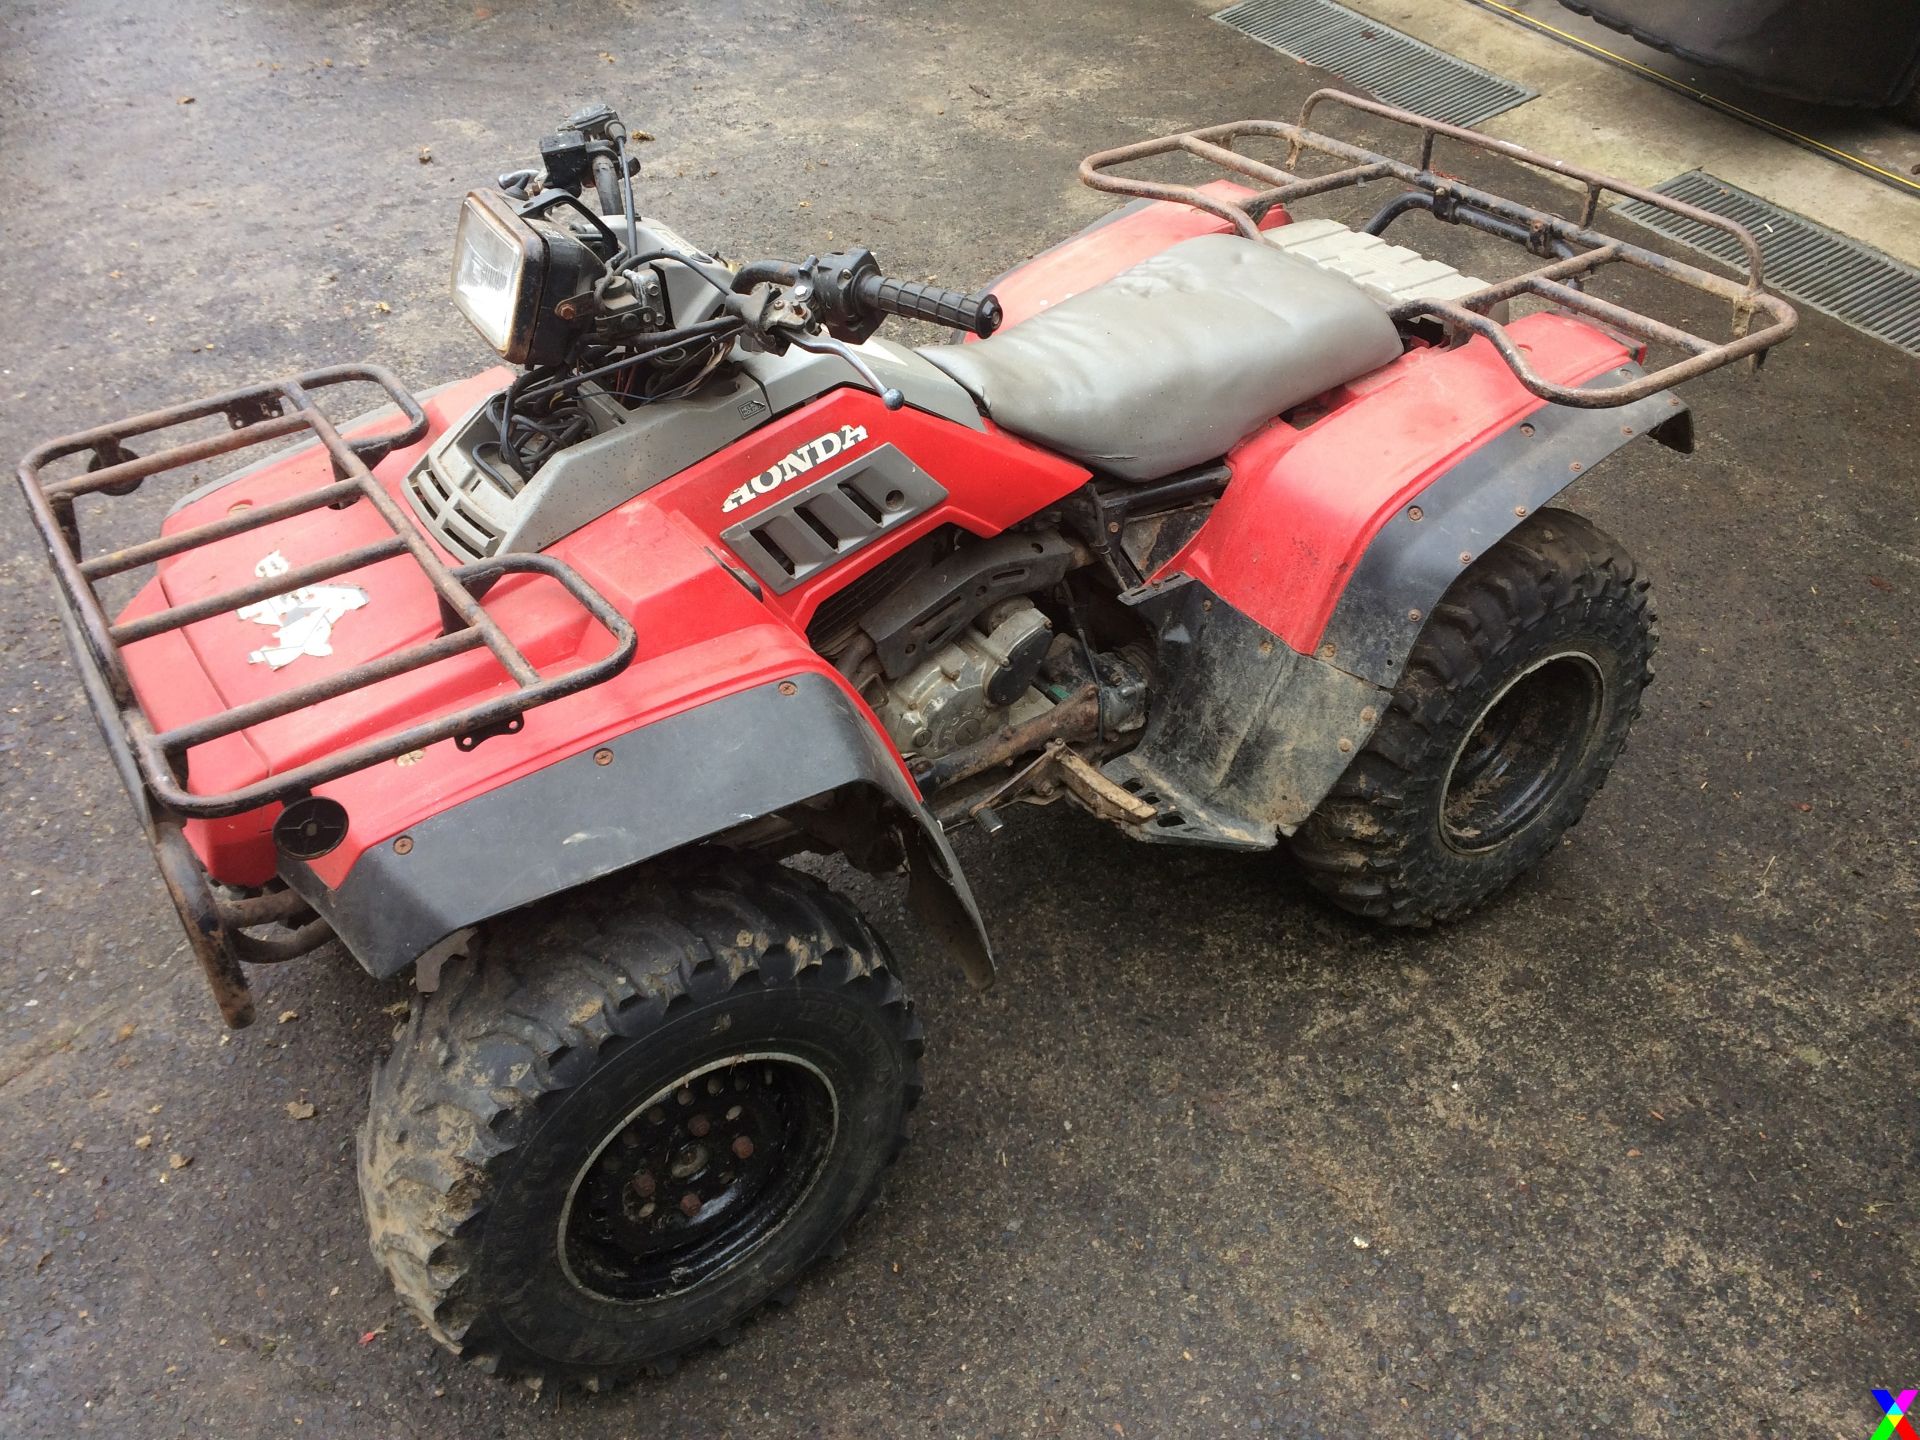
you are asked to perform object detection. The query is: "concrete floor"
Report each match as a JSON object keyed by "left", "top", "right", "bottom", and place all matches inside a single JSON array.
[
  {"left": 1, "top": 1, "right": 1915, "bottom": 1436},
  {"left": 1335, "top": 0, "right": 1920, "bottom": 267}
]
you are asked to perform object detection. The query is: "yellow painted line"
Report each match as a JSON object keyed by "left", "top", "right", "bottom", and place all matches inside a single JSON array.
[{"left": 1471, "top": 0, "right": 1920, "bottom": 196}]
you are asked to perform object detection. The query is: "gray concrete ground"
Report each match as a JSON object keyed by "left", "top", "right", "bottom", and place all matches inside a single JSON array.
[
  {"left": 1338, "top": 0, "right": 1920, "bottom": 267},
  {"left": 1, "top": 2, "right": 1915, "bottom": 1436}
]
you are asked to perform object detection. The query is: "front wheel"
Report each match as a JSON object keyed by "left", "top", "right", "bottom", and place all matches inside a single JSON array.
[
  {"left": 1290, "top": 508, "right": 1656, "bottom": 925},
  {"left": 358, "top": 857, "right": 922, "bottom": 1385}
]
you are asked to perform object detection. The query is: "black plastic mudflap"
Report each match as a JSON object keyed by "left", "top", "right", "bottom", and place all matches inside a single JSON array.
[
  {"left": 280, "top": 672, "right": 996, "bottom": 990},
  {"left": 1102, "top": 579, "right": 1388, "bottom": 848}
]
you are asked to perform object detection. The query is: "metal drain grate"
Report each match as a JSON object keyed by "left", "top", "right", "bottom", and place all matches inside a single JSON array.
[
  {"left": 1617, "top": 172, "right": 1920, "bottom": 357},
  {"left": 1214, "top": 0, "right": 1536, "bottom": 128}
]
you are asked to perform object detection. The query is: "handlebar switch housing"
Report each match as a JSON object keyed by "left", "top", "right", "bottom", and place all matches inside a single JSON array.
[
  {"left": 537, "top": 131, "right": 594, "bottom": 195},
  {"left": 806, "top": 248, "right": 888, "bottom": 344}
]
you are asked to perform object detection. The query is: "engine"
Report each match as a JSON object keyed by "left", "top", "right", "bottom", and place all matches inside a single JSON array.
[{"left": 871, "top": 599, "right": 1055, "bottom": 758}]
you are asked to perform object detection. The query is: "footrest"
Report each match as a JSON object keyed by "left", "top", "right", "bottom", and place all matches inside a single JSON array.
[{"left": 1098, "top": 752, "right": 1278, "bottom": 851}]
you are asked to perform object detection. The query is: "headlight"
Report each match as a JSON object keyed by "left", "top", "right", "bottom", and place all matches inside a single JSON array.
[{"left": 451, "top": 190, "right": 601, "bottom": 366}]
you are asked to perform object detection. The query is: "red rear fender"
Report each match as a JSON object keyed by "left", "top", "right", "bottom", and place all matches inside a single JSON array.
[
  {"left": 1104, "top": 311, "right": 1690, "bottom": 844},
  {"left": 1162, "top": 311, "right": 1683, "bottom": 672}
]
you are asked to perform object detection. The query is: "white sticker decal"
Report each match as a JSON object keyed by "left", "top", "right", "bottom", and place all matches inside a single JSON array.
[
  {"left": 720, "top": 424, "right": 870, "bottom": 514},
  {"left": 236, "top": 550, "right": 369, "bottom": 669}
]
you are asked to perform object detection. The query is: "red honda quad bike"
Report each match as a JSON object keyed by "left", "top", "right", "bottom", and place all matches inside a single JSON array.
[{"left": 19, "top": 95, "right": 1793, "bottom": 1383}]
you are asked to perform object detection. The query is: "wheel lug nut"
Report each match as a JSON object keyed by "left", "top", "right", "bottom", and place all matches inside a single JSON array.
[
  {"left": 688, "top": 1114, "right": 711, "bottom": 1138},
  {"left": 732, "top": 1135, "right": 754, "bottom": 1160},
  {"left": 631, "top": 1172, "right": 656, "bottom": 1198},
  {"left": 676, "top": 1089, "right": 694, "bottom": 1106},
  {"left": 725, "top": 1105, "right": 743, "bottom": 1121},
  {"left": 680, "top": 1192, "right": 701, "bottom": 1217}
]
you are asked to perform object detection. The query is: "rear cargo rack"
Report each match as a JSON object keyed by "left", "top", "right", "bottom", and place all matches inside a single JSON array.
[
  {"left": 17, "top": 364, "right": 639, "bottom": 822},
  {"left": 1079, "top": 90, "right": 1798, "bottom": 407}
]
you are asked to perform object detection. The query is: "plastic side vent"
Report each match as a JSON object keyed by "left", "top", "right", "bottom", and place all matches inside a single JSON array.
[
  {"left": 405, "top": 453, "right": 506, "bottom": 563},
  {"left": 720, "top": 444, "right": 947, "bottom": 594}
]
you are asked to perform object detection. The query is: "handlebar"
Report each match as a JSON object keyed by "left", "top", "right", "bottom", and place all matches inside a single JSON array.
[
  {"left": 590, "top": 153, "right": 623, "bottom": 218},
  {"left": 854, "top": 274, "right": 1002, "bottom": 337},
  {"left": 728, "top": 248, "right": 1002, "bottom": 340}
]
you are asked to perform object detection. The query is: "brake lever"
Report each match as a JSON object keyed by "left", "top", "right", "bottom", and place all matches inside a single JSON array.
[
  {"left": 726, "top": 264, "right": 904, "bottom": 409},
  {"left": 782, "top": 327, "right": 905, "bottom": 411}
]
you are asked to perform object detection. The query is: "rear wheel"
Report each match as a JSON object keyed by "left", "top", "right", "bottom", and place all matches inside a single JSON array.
[
  {"left": 1290, "top": 508, "right": 1655, "bottom": 924},
  {"left": 358, "top": 856, "right": 921, "bottom": 1385}
]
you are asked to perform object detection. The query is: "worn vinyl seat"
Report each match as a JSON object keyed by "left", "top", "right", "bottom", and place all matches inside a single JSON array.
[{"left": 920, "top": 233, "right": 1403, "bottom": 481}]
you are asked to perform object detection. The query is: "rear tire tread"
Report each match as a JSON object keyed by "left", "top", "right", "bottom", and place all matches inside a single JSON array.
[{"left": 1290, "top": 508, "right": 1656, "bottom": 925}]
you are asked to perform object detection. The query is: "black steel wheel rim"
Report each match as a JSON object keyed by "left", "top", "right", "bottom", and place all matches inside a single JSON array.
[
  {"left": 558, "top": 1052, "right": 839, "bottom": 1303},
  {"left": 1441, "top": 650, "right": 1605, "bottom": 853}
]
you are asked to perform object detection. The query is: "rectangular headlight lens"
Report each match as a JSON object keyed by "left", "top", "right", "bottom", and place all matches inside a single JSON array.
[{"left": 451, "top": 193, "right": 533, "bottom": 357}]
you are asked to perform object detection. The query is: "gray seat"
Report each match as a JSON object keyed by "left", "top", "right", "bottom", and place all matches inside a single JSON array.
[{"left": 920, "top": 233, "right": 1403, "bottom": 481}]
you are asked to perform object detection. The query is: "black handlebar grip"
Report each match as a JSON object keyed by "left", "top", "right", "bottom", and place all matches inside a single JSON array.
[{"left": 858, "top": 275, "right": 1003, "bottom": 337}]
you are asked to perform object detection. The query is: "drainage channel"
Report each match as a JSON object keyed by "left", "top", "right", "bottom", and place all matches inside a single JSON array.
[
  {"left": 1617, "top": 171, "right": 1920, "bottom": 358},
  {"left": 1214, "top": 0, "right": 1536, "bottom": 128}
]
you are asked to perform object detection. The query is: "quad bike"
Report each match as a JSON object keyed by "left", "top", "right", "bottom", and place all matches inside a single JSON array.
[{"left": 17, "top": 94, "right": 1794, "bottom": 1383}]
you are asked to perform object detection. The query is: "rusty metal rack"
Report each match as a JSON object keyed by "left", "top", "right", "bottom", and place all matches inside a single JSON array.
[
  {"left": 17, "top": 365, "right": 638, "bottom": 1024},
  {"left": 1079, "top": 90, "right": 1799, "bottom": 408},
  {"left": 19, "top": 363, "right": 638, "bottom": 819}
]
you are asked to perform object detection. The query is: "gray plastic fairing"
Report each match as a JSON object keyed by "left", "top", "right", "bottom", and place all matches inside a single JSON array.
[
  {"left": 738, "top": 338, "right": 986, "bottom": 432},
  {"left": 282, "top": 673, "right": 994, "bottom": 983},
  {"left": 490, "top": 371, "right": 769, "bottom": 555},
  {"left": 922, "top": 233, "right": 1402, "bottom": 481},
  {"left": 403, "top": 337, "right": 984, "bottom": 562}
]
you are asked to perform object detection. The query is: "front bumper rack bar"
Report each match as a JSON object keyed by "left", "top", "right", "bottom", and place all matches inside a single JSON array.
[{"left": 1079, "top": 90, "right": 1798, "bottom": 408}]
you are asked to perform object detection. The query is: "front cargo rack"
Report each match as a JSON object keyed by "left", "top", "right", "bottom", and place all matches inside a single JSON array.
[
  {"left": 17, "top": 365, "right": 638, "bottom": 1025},
  {"left": 18, "top": 363, "right": 638, "bottom": 820},
  {"left": 1079, "top": 90, "right": 1799, "bottom": 408}
]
